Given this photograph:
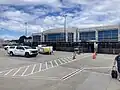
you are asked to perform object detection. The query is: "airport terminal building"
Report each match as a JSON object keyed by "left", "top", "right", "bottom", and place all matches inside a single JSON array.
[
  {"left": 32, "top": 25, "right": 119, "bottom": 43},
  {"left": 32, "top": 25, "right": 120, "bottom": 54}
]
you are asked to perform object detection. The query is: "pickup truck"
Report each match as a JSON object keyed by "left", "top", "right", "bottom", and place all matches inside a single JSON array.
[{"left": 7, "top": 46, "right": 38, "bottom": 57}]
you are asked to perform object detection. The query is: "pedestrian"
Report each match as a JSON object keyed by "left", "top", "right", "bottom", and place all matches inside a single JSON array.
[
  {"left": 73, "top": 51, "right": 76, "bottom": 59},
  {"left": 113, "top": 53, "right": 120, "bottom": 81},
  {"left": 113, "top": 49, "right": 115, "bottom": 54}
]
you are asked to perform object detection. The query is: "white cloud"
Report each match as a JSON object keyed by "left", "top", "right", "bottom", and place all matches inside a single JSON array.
[
  {"left": 67, "top": 0, "right": 120, "bottom": 26},
  {"left": 44, "top": 16, "right": 64, "bottom": 25},
  {"left": 1, "top": 10, "right": 37, "bottom": 23},
  {"left": 0, "top": 0, "right": 62, "bottom": 7},
  {"left": 0, "top": 34, "right": 18, "bottom": 40},
  {"left": 31, "top": 9, "right": 47, "bottom": 16},
  {"left": 1, "top": 0, "right": 120, "bottom": 39},
  {"left": 68, "top": 0, "right": 96, "bottom": 4}
]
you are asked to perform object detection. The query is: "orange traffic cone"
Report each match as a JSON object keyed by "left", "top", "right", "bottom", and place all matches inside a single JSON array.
[{"left": 92, "top": 52, "right": 96, "bottom": 59}]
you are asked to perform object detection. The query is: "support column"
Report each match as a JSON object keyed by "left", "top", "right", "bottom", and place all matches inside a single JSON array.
[
  {"left": 31, "top": 34, "right": 34, "bottom": 43},
  {"left": 42, "top": 34, "right": 45, "bottom": 42},
  {"left": 95, "top": 30, "right": 98, "bottom": 53},
  {"left": 77, "top": 30, "right": 80, "bottom": 42},
  {"left": 74, "top": 32, "right": 76, "bottom": 42},
  {"left": 95, "top": 30, "right": 98, "bottom": 42},
  {"left": 41, "top": 34, "right": 42, "bottom": 42},
  {"left": 66, "top": 31, "right": 68, "bottom": 42},
  {"left": 74, "top": 28, "right": 79, "bottom": 42},
  {"left": 118, "top": 24, "right": 120, "bottom": 41}
]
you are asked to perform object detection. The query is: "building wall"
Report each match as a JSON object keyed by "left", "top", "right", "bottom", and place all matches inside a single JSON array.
[
  {"left": 44, "top": 33, "right": 74, "bottom": 42},
  {"left": 32, "top": 25, "right": 120, "bottom": 43},
  {"left": 78, "top": 27, "right": 119, "bottom": 42},
  {"left": 79, "top": 31, "right": 96, "bottom": 41},
  {"left": 33, "top": 35, "right": 41, "bottom": 43},
  {"left": 68, "top": 33, "right": 73, "bottom": 42},
  {"left": 44, "top": 33, "right": 65, "bottom": 42}
]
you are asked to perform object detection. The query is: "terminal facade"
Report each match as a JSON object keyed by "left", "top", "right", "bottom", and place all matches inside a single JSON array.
[{"left": 32, "top": 25, "right": 120, "bottom": 54}]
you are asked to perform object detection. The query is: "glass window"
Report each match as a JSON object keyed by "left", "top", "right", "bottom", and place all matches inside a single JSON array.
[
  {"left": 16, "top": 47, "right": 24, "bottom": 50},
  {"left": 68, "top": 33, "right": 73, "bottom": 42},
  {"left": 79, "top": 31, "right": 95, "bottom": 41},
  {"left": 45, "top": 33, "right": 65, "bottom": 42},
  {"left": 98, "top": 29, "right": 118, "bottom": 42},
  {"left": 24, "top": 46, "right": 32, "bottom": 49}
]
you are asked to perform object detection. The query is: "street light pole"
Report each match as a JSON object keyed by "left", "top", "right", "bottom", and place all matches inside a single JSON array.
[
  {"left": 25, "top": 22, "right": 27, "bottom": 37},
  {"left": 63, "top": 15, "right": 67, "bottom": 42}
]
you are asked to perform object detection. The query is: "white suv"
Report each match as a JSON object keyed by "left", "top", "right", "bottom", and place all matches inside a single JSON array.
[{"left": 7, "top": 46, "right": 38, "bottom": 57}]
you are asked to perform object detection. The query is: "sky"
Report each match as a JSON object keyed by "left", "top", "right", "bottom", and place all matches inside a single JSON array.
[{"left": 0, "top": 0, "right": 120, "bottom": 40}]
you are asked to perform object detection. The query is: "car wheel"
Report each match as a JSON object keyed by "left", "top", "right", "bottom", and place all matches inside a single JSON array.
[
  {"left": 9, "top": 52, "right": 14, "bottom": 56},
  {"left": 33, "top": 54, "right": 38, "bottom": 57},
  {"left": 25, "top": 52, "right": 30, "bottom": 58},
  {"left": 49, "top": 52, "right": 52, "bottom": 55}
]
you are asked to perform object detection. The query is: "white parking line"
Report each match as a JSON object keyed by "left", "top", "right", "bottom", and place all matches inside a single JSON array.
[
  {"left": 21, "top": 66, "right": 29, "bottom": 76},
  {"left": 58, "top": 59, "right": 63, "bottom": 64},
  {"left": 54, "top": 60, "right": 59, "bottom": 66},
  {"left": 85, "top": 67, "right": 111, "bottom": 70},
  {"left": 50, "top": 61, "right": 53, "bottom": 68},
  {"left": 4, "top": 69, "right": 14, "bottom": 76},
  {"left": 12, "top": 67, "right": 23, "bottom": 76},
  {"left": 3, "top": 76, "right": 61, "bottom": 81},
  {"left": 39, "top": 63, "right": 42, "bottom": 72},
  {"left": 31, "top": 64, "right": 36, "bottom": 74},
  {"left": 25, "top": 55, "right": 91, "bottom": 77},
  {"left": 62, "top": 68, "right": 84, "bottom": 80},
  {"left": 45, "top": 62, "right": 48, "bottom": 69},
  {"left": 0, "top": 65, "right": 29, "bottom": 74},
  {"left": 62, "top": 69, "right": 79, "bottom": 79}
]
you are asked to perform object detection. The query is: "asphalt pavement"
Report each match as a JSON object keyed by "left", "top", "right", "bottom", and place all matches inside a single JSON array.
[{"left": 0, "top": 48, "right": 120, "bottom": 90}]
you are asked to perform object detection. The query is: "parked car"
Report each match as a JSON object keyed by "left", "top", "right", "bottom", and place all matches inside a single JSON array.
[
  {"left": 7, "top": 46, "right": 38, "bottom": 57},
  {"left": 4, "top": 45, "right": 10, "bottom": 50}
]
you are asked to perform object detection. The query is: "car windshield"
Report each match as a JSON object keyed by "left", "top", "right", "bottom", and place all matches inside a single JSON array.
[
  {"left": 24, "top": 46, "right": 32, "bottom": 49},
  {"left": 9, "top": 46, "right": 15, "bottom": 49}
]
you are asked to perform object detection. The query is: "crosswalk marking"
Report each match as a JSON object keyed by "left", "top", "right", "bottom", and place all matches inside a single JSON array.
[
  {"left": 66, "top": 58, "right": 72, "bottom": 62},
  {"left": 54, "top": 60, "right": 59, "bottom": 66},
  {"left": 12, "top": 67, "right": 22, "bottom": 76},
  {"left": 39, "top": 63, "right": 42, "bottom": 72},
  {"left": 21, "top": 66, "right": 29, "bottom": 76},
  {"left": 63, "top": 58, "right": 70, "bottom": 62},
  {"left": 4, "top": 69, "right": 14, "bottom": 76},
  {"left": 31, "top": 64, "right": 36, "bottom": 74},
  {"left": 45, "top": 62, "right": 48, "bottom": 69},
  {"left": 60, "top": 58, "right": 68, "bottom": 63},
  {"left": 57, "top": 59, "right": 63, "bottom": 64},
  {"left": 50, "top": 61, "right": 53, "bottom": 67},
  {"left": 0, "top": 55, "right": 90, "bottom": 77}
]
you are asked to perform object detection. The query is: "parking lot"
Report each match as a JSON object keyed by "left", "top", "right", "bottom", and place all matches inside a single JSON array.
[{"left": 0, "top": 49, "right": 120, "bottom": 90}]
